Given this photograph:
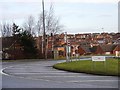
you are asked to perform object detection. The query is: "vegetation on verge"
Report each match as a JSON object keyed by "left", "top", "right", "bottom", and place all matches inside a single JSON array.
[{"left": 53, "top": 58, "right": 119, "bottom": 76}]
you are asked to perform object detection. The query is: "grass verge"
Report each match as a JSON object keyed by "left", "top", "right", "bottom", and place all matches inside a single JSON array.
[{"left": 53, "top": 58, "right": 119, "bottom": 76}]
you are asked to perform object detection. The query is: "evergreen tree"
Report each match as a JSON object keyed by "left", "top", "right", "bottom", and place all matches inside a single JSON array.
[
  {"left": 12, "top": 23, "right": 38, "bottom": 59},
  {"left": 20, "top": 31, "right": 38, "bottom": 58}
]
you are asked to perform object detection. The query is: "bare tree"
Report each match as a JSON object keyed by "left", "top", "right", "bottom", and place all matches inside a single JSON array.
[
  {"left": 50, "top": 17, "right": 64, "bottom": 35},
  {"left": 36, "top": 16, "right": 42, "bottom": 36},
  {"left": 36, "top": 3, "right": 64, "bottom": 59},
  {"left": 45, "top": 4, "right": 54, "bottom": 35},
  {"left": 36, "top": 12, "right": 47, "bottom": 54},
  {"left": 0, "top": 24, "right": 2, "bottom": 37},
  {"left": 36, "top": 4, "right": 63, "bottom": 36},
  {"left": 45, "top": 4, "right": 63, "bottom": 35},
  {"left": 37, "top": 13, "right": 43, "bottom": 36},
  {"left": 23, "top": 15, "right": 35, "bottom": 36},
  {"left": 1, "top": 23, "right": 12, "bottom": 37},
  {"left": 45, "top": 4, "right": 64, "bottom": 58},
  {"left": 36, "top": 11, "right": 48, "bottom": 36}
]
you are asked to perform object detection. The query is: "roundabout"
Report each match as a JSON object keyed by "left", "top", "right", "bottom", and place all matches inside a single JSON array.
[{"left": 2, "top": 59, "right": 119, "bottom": 88}]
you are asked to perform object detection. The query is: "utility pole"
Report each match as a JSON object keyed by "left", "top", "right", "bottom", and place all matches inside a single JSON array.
[
  {"left": 42, "top": 0, "right": 47, "bottom": 59},
  {"left": 65, "top": 32, "right": 69, "bottom": 62}
]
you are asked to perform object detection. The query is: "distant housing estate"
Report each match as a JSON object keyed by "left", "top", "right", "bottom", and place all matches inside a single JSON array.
[{"left": 1, "top": 32, "right": 120, "bottom": 59}]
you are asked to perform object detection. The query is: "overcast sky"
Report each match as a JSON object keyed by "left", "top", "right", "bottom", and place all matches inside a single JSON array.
[{"left": 0, "top": 0, "right": 119, "bottom": 34}]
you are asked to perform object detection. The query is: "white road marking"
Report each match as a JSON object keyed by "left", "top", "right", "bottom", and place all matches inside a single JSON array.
[
  {"left": 10, "top": 72, "right": 79, "bottom": 74},
  {"left": 1, "top": 61, "right": 118, "bottom": 83},
  {"left": 1, "top": 66, "right": 60, "bottom": 82},
  {"left": 1, "top": 66, "right": 14, "bottom": 76},
  {"left": 67, "top": 80, "right": 119, "bottom": 82}
]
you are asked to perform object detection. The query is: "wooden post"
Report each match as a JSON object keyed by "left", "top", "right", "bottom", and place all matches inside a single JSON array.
[{"left": 42, "top": 0, "right": 47, "bottom": 59}]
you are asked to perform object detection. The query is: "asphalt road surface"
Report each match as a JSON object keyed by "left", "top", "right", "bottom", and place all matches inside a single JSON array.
[{"left": 1, "top": 59, "right": 119, "bottom": 88}]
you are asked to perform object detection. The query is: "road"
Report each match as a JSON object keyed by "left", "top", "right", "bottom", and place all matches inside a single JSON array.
[{"left": 1, "top": 59, "right": 119, "bottom": 89}]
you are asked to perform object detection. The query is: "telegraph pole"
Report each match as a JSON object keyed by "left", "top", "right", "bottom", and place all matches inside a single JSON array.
[
  {"left": 42, "top": 0, "right": 46, "bottom": 59},
  {"left": 42, "top": 0, "right": 47, "bottom": 59},
  {"left": 65, "top": 32, "right": 69, "bottom": 62}
]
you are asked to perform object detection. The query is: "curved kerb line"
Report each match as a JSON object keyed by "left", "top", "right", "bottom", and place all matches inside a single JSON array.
[
  {"left": 1, "top": 64, "right": 118, "bottom": 86},
  {"left": 1, "top": 66, "right": 53, "bottom": 82}
]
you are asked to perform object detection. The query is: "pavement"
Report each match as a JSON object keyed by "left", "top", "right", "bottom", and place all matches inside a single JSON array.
[{"left": 1, "top": 59, "right": 119, "bottom": 88}]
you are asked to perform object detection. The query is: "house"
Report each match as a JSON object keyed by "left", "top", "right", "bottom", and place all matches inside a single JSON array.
[
  {"left": 78, "top": 46, "right": 91, "bottom": 55},
  {"left": 71, "top": 42, "right": 79, "bottom": 56},
  {"left": 67, "top": 34, "right": 75, "bottom": 42},
  {"left": 90, "top": 45, "right": 104, "bottom": 55},
  {"left": 54, "top": 46, "right": 65, "bottom": 59},
  {"left": 2, "top": 37, "right": 14, "bottom": 59},
  {"left": 2, "top": 37, "right": 24, "bottom": 59},
  {"left": 113, "top": 45, "right": 120, "bottom": 56},
  {"left": 112, "top": 33, "right": 120, "bottom": 41},
  {"left": 77, "top": 41, "right": 91, "bottom": 55},
  {"left": 100, "top": 44, "right": 116, "bottom": 55},
  {"left": 34, "top": 32, "right": 120, "bottom": 59},
  {"left": 90, "top": 44, "right": 116, "bottom": 55},
  {"left": 113, "top": 38, "right": 120, "bottom": 44}
]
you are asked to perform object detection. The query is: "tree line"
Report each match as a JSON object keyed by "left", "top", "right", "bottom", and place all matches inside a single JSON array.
[{"left": 1, "top": 4, "right": 64, "bottom": 59}]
